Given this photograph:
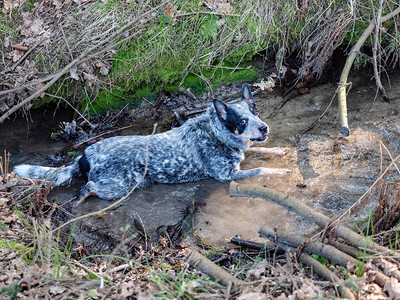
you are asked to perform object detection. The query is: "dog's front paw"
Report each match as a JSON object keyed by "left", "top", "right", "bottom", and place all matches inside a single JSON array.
[{"left": 260, "top": 167, "right": 291, "bottom": 175}]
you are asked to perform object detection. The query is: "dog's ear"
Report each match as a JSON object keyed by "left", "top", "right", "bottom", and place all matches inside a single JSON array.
[
  {"left": 213, "top": 99, "right": 228, "bottom": 121},
  {"left": 241, "top": 84, "right": 258, "bottom": 115},
  {"left": 241, "top": 84, "right": 255, "bottom": 106}
]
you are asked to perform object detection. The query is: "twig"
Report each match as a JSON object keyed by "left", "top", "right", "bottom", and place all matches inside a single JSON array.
[
  {"left": 44, "top": 92, "right": 94, "bottom": 128},
  {"left": 71, "top": 124, "right": 136, "bottom": 148},
  {"left": 228, "top": 238, "right": 356, "bottom": 299},
  {"left": 260, "top": 227, "right": 357, "bottom": 268},
  {"left": 302, "top": 87, "right": 338, "bottom": 134},
  {"left": 337, "top": 5, "right": 400, "bottom": 136},
  {"left": 372, "top": 0, "right": 389, "bottom": 102},
  {"left": 379, "top": 141, "right": 400, "bottom": 173},
  {"left": 174, "top": 11, "right": 240, "bottom": 18},
  {"left": 61, "top": 26, "right": 74, "bottom": 61},
  {"left": 261, "top": 227, "right": 391, "bottom": 289}
]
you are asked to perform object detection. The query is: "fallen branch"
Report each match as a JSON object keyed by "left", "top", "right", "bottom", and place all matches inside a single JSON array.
[
  {"left": 229, "top": 181, "right": 400, "bottom": 259},
  {"left": 186, "top": 250, "right": 244, "bottom": 288},
  {"left": 261, "top": 227, "right": 391, "bottom": 289},
  {"left": 298, "top": 251, "right": 356, "bottom": 300},
  {"left": 330, "top": 240, "right": 400, "bottom": 282},
  {"left": 337, "top": 5, "right": 400, "bottom": 136},
  {"left": 260, "top": 227, "right": 357, "bottom": 269}
]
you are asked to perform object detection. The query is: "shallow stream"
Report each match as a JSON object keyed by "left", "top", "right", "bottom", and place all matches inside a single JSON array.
[{"left": 2, "top": 71, "right": 400, "bottom": 249}]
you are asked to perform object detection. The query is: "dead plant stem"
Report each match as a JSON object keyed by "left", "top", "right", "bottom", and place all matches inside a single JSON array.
[{"left": 372, "top": 0, "right": 389, "bottom": 102}]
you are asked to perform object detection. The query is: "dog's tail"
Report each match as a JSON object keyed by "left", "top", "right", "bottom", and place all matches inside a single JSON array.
[{"left": 14, "top": 156, "right": 82, "bottom": 186}]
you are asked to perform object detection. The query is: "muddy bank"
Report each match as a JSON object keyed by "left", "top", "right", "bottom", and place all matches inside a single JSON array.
[{"left": 2, "top": 70, "right": 400, "bottom": 250}]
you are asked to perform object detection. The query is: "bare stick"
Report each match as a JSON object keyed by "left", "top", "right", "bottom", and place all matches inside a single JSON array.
[
  {"left": 298, "top": 252, "right": 356, "bottom": 300},
  {"left": 44, "top": 93, "right": 94, "bottom": 128},
  {"left": 229, "top": 181, "right": 400, "bottom": 259},
  {"left": 372, "top": 0, "right": 389, "bottom": 102},
  {"left": 186, "top": 250, "right": 244, "bottom": 288},
  {"left": 260, "top": 227, "right": 358, "bottom": 268},
  {"left": 230, "top": 237, "right": 275, "bottom": 251},
  {"left": 330, "top": 240, "right": 400, "bottom": 282},
  {"left": 337, "top": 5, "right": 400, "bottom": 136}
]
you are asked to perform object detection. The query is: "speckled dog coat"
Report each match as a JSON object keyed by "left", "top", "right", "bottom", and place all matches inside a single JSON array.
[{"left": 15, "top": 84, "right": 273, "bottom": 205}]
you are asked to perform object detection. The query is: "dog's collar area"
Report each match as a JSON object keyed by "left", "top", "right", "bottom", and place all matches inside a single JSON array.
[{"left": 209, "top": 120, "right": 241, "bottom": 153}]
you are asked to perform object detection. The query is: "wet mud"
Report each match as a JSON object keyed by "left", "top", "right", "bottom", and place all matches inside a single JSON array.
[{"left": 3, "top": 71, "right": 400, "bottom": 249}]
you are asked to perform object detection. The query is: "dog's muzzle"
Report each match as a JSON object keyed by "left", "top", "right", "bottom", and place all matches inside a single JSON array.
[{"left": 250, "top": 124, "right": 269, "bottom": 142}]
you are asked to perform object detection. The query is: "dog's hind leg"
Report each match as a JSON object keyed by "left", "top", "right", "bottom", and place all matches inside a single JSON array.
[{"left": 73, "top": 181, "right": 97, "bottom": 207}]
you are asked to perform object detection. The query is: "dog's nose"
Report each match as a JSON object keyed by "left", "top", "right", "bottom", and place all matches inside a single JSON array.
[{"left": 259, "top": 125, "right": 269, "bottom": 134}]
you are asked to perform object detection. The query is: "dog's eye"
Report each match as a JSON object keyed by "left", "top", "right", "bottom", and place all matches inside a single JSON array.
[{"left": 240, "top": 119, "right": 247, "bottom": 125}]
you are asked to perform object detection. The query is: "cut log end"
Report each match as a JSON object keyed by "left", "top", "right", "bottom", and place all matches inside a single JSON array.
[{"left": 339, "top": 126, "right": 350, "bottom": 137}]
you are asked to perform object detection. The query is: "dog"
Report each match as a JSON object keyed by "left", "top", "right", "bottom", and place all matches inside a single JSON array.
[{"left": 14, "top": 84, "right": 289, "bottom": 205}]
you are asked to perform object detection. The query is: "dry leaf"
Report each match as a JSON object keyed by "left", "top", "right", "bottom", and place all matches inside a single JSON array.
[
  {"left": 70, "top": 67, "right": 79, "bottom": 80},
  {"left": 12, "top": 50, "right": 23, "bottom": 62},
  {"left": 165, "top": 6, "right": 174, "bottom": 17},
  {"left": 120, "top": 281, "right": 135, "bottom": 298},
  {"left": 219, "top": 3, "right": 232, "bottom": 14},
  {"left": 49, "top": 285, "right": 67, "bottom": 295},
  {"left": 216, "top": 19, "right": 226, "bottom": 27},
  {"left": 12, "top": 43, "right": 28, "bottom": 52},
  {"left": 3, "top": 0, "right": 27, "bottom": 12},
  {"left": 238, "top": 291, "right": 268, "bottom": 300},
  {"left": 253, "top": 76, "right": 276, "bottom": 91},
  {"left": 83, "top": 72, "right": 96, "bottom": 87},
  {"left": 384, "top": 277, "right": 400, "bottom": 299},
  {"left": 35, "top": 83, "right": 46, "bottom": 98},
  {"left": 381, "top": 259, "right": 399, "bottom": 276},
  {"left": 247, "top": 259, "right": 268, "bottom": 279},
  {"left": 4, "top": 37, "right": 10, "bottom": 48}
]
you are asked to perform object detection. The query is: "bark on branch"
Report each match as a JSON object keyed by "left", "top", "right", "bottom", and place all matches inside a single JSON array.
[
  {"left": 337, "top": 5, "right": 400, "bottom": 136},
  {"left": 186, "top": 250, "right": 244, "bottom": 288}
]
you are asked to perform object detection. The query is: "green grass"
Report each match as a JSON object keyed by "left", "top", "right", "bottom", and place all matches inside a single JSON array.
[
  {"left": 1, "top": 283, "right": 21, "bottom": 300},
  {"left": 356, "top": 210, "right": 374, "bottom": 277}
]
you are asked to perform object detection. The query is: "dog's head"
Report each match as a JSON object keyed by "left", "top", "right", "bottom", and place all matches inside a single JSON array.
[{"left": 213, "top": 84, "right": 269, "bottom": 145}]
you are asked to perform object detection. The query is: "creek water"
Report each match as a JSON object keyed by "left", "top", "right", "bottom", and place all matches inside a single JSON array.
[{"left": 2, "top": 71, "right": 400, "bottom": 249}]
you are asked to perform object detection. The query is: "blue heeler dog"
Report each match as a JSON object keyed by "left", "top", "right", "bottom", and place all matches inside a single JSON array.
[{"left": 14, "top": 84, "right": 289, "bottom": 205}]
